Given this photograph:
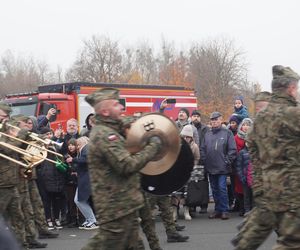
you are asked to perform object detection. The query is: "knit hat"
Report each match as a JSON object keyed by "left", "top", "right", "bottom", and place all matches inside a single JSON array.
[
  {"left": 191, "top": 110, "right": 201, "bottom": 116},
  {"left": 179, "top": 108, "right": 189, "bottom": 117},
  {"left": 180, "top": 125, "right": 193, "bottom": 137},
  {"left": 229, "top": 115, "right": 240, "bottom": 124},
  {"left": 235, "top": 96, "right": 244, "bottom": 105},
  {"left": 272, "top": 65, "right": 300, "bottom": 90}
]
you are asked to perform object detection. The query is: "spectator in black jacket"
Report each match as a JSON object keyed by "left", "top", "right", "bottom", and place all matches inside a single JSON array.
[
  {"left": 200, "top": 112, "right": 237, "bottom": 220},
  {"left": 36, "top": 127, "right": 66, "bottom": 230}
]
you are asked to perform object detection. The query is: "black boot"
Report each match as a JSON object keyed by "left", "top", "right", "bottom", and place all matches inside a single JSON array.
[
  {"left": 167, "top": 232, "right": 189, "bottom": 242},
  {"left": 38, "top": 229, "right": 59, "bottom": 239},
  {"left": 175, "top": 224, "right": 185, "bottom": 231},
  {"left": 27, "top": 239, "right": 47, "bottom": 249}
]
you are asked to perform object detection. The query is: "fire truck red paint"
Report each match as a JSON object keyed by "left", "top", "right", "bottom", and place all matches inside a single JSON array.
[{"left": 4, "top": 82, "right": 197, "bottom": 131}]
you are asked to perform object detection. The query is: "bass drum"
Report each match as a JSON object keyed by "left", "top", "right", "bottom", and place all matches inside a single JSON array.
[{"left": 141, "top": 138, "right": 194, "bottom": 196}]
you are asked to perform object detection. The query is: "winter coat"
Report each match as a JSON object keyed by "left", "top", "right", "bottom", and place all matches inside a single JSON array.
[
  {"left": 200, "top": 127, "right": 237, "bottom": 175},
  {"left": 193, "top": 122, "right": 209, "bottom": 147},
  {"left": 37, "top": 146, "right": 66, "bottom": 193},
  {"left": 72, "top": 145, "right": 91, "bottom": 201},
  {"left": 235, "top": 147, "right": 252, "bottom": 187},
  {"left": 234, "top": 105, "right": 249, "bottom": 124}
]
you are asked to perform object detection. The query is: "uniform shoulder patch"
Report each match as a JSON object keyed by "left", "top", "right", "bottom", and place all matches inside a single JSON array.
[{"left": 107, "top": 134, "right": 119, "bottom": 141}]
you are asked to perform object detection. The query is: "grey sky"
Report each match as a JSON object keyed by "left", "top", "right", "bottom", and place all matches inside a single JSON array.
[{"left": 1, "top": 0, "right": 300, "bottom": 91}]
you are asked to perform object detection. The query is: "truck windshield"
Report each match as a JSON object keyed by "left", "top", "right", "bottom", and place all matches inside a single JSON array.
[{"left": 10, "top": 103, "right": 37, "bottom": 116}]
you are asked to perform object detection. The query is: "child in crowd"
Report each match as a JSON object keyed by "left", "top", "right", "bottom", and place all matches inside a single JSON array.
[{"left": 232, "top": 96, "right": 249, "bottom": 124}]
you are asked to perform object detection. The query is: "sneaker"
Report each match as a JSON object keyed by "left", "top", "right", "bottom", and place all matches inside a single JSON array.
[
  {"left": 78, "top": 221, "right": 89, "bottom": 229},
  {"left": 54, "top": 219, "right": 63, "bottom": 229},
  {"left": 47, "top": 221, "right": 55, "bottom": 230},
  {"left": 83, "top": 223, "right": 99, "bottom": 230}
]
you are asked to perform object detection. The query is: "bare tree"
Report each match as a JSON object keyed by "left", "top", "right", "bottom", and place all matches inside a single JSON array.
[
  {"left": 0, "top": 51, "right": 53, "bottom": 97},
  {"left": 66, "top": 35, "right": 122, "bottom": 83},
  {"left": 189, "top": 38, "right": 250, "bottom": 120}
]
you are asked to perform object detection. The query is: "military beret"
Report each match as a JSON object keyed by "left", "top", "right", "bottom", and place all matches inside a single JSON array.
[
  {"left": 272, "top": 65, "right": 300, "bottom": 89},
  {"left": 0, "top": 102, "right": 12, "bottom": 115},
  {"left": 254, "top": 91, "right": 271, "bottom": 102},
  {"left": 210, "top": 111, "right": 222, "bottom": 119},
  {"left": 85, "top": 88, "right": 119, "bottom": 107}
]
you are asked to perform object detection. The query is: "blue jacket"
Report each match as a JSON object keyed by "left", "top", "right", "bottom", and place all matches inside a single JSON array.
[
  {"left": 72, "top": 145, "right": 92, "bottom": 201},
  {"left": 200, "top": 127, "right": 237, "bottom": 175},
  {"left": 235, "top": 147, "right": 250, "bottom": 185},
  {"left": 234, "top": 106, "right": 249, "bottom": 123}
]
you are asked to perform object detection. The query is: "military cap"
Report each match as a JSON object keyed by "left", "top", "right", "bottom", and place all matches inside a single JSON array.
[
  {"left": 210, "top": 111, "right": 222, "bottom": 119},
  {"left": 272, "top": 65, "right": 300, "bottom": 89},
  {"left": 11, "top": 114, "right": 29, "bottom": 122},
  {"left": 0, "top": 102, "right": 12, "bottom": 115},
  {"left": 85, "top": 88, "right": 119, "bottom": 107},
  {"left": 254, "top": 91, "right": 271, "bottom": 102}
]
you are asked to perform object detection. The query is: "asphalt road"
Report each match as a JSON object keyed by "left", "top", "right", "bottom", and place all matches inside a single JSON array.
[{"left": 42, "top": 205, "right": 276, "bottom": 250}]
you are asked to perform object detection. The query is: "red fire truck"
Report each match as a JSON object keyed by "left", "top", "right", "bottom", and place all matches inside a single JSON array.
[{"left": 4, "top": 82, "right": 198, "bottom": 131}]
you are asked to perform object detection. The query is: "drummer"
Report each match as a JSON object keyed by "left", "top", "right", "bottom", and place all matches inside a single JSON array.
[{"left": 82, "top": 87, "right": 162, "bottom": 250}]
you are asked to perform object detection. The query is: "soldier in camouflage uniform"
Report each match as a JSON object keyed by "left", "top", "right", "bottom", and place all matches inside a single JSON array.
[
  {"left": 82, "top": 88, "right": 162, "bottom": 250},
  {"left": 0, "top": 104, "right": 29, "bottom": 249},
  {"left": 233, "top": 65, "right": 300, "bottom": 250},
  {"left": 231, "top": 91, "right": 272, "bottom": 247}
]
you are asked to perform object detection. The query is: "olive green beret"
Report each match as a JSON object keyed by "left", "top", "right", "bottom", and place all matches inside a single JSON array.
[
  {"left": 272, "top": 65, "right": 300, "bottom": 89},
  {"left": 254, "top": 91, "right": 271, "bottom": 102},
  {"left": 0, "top": 102, "right": 12, "bottom": 115},
  {"left": 85, "top": 88, "right": 119, "bottom": 107}
]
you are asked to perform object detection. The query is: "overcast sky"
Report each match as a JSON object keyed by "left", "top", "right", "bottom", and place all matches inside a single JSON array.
[{"left": 1, "top": 0, "right": 300, "bottom": 91}]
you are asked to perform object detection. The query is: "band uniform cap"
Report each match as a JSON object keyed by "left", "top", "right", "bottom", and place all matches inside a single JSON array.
[
  {"left": 272, "top": 65, "right": 300, "bottom": 89},
  {"left": 85, "top": 87, "right": 120, "bottom": 107},
  {"left": 210, "top": 111, "right": 222, "bottom": 119},
  {"left": 254, "top": 91, "right": 271, "bottom": 102},
  {"left": 0, "top": 102, "right": 12, "bottom": 115}
]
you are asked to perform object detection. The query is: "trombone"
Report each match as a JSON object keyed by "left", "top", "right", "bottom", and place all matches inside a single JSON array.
[{"left": 0, "top": 121, "right": 64, "bottom": 150}]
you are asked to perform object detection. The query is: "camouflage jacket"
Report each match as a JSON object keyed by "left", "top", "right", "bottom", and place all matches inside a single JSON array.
[
  {"left": 0, "top": 130, "right": 28, "bottom": 188},
  {"left": 247, "top": 92, "right": 300, "bottom": 211},
  {"left": 88, "top": 115, "right": 160, "bottom": 224}
]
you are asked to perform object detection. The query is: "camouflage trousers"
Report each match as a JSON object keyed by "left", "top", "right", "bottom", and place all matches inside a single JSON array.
[
  {"left": 140, "top": 193, "right": 161, "bottom": 250},
  {"left": 233, "top": 207, "right": 300, "bottom": 250},
  {"left": 0, "top": 187, "right": 27, "bottom": 246},
  {"left": 147, "top": 194, "right": 176, "bottom": 234},
  {"left": 81, "top": 211, "right": 145, "bottom": 250},
  {"left": 19, "top": 185, "right": 37, "bottom": 240},
  {"left": 28, "top": 179, "right": 48, "bottom": 232}
]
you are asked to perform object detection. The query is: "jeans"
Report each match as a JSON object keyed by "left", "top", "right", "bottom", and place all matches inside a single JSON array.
[
  {"left": 74, "top": 188, "right": 96, "bottom": 225},
  {"left": 209, "top": 174, "right": 229, "bottom": 213}
]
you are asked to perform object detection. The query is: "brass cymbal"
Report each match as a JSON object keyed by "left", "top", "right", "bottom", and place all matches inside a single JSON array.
[{"left": 126, "top": 113, "right": 181, "bottom": 175}]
